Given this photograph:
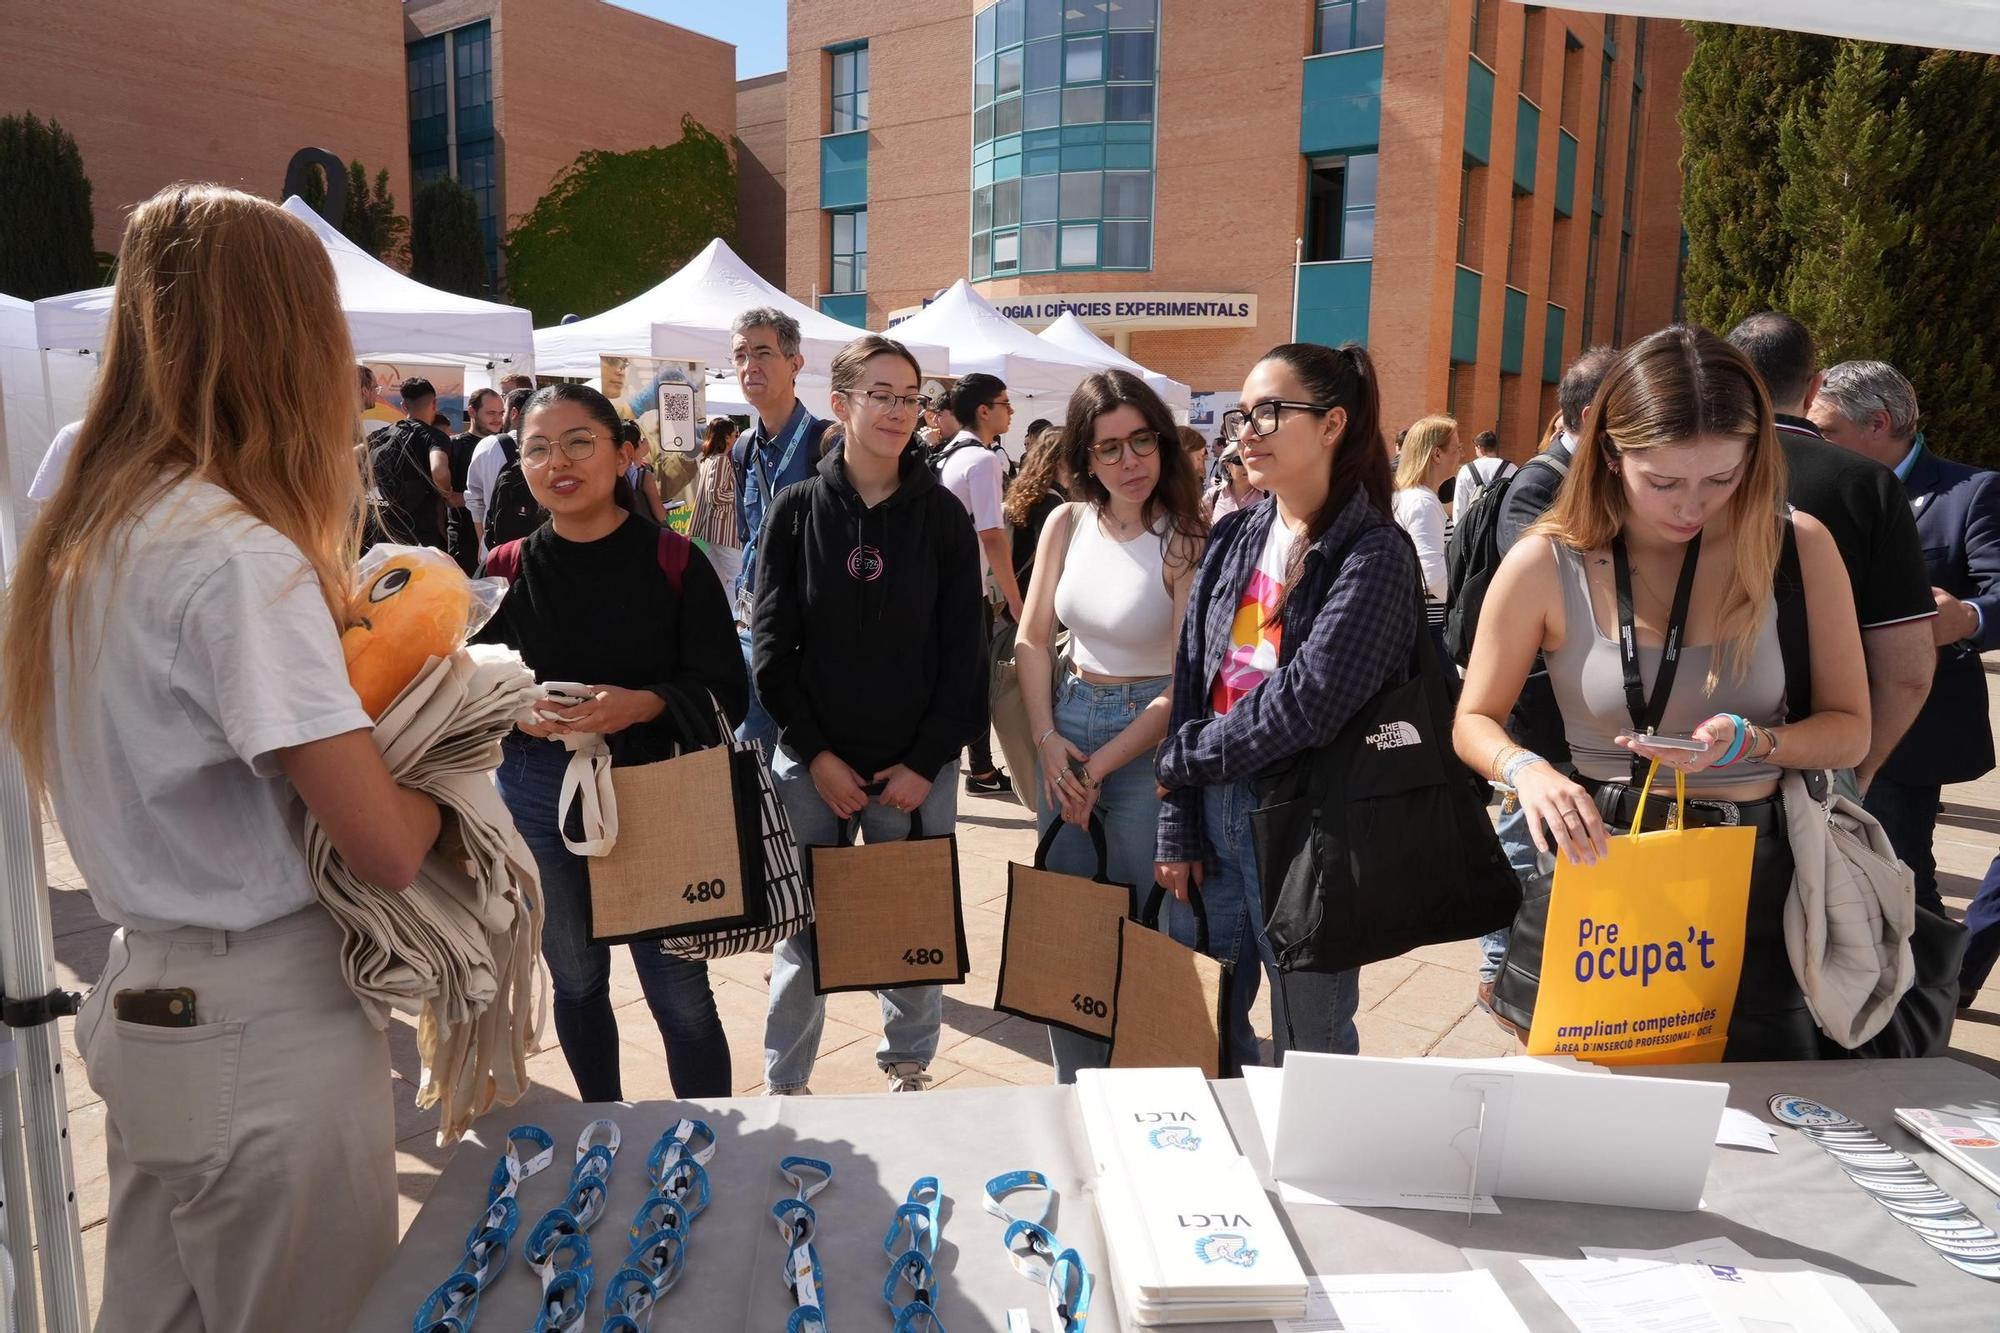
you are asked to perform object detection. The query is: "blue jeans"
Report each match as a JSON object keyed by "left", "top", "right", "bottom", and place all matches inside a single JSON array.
[
  {"left": 1160, "top": 781, "right": 1359, "bottom": 1072},
  {"left": 1034, "top": 673, "right": 1170, "bottom": 1083},
  {"left": 1483, "top": 802, "right": 1548, "bottom": 983},
  {"left": 1964, "top": 853, "right": 2000, "bottom": 998},
  {"left": 496, "top": 734, "right": 731, "bottom": 1102},
  {"left": 763, "top": 752, "right": 956, "bottom": 1091},
  {"left": 735, "top": 625, "right": 778, "bottom": 754}
]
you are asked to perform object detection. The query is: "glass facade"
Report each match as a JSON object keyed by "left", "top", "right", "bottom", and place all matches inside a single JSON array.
[
  {"left": 405, "top": 21, "right": 498, "bottom": 283},
  {"left": 832, "top": 45, "right": 870, "bottom": 133},
  {"left": 1314, "top": 0, "right": 1383, "bottom": 54},
  {"left": 824, "top": 42, "right": 869, "bottom": 312},
  {"left": 830, "top": 208, "right": 867, "bottom": 296},
  {"left": 972, "top": 0, "right": 1158, "bottom": 278}
]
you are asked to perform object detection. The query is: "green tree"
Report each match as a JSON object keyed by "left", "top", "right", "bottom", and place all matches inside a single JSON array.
[
  {"left": 302, "top": 160, "right": 409, "bottom": 265},
  {"left": 1775, "top": 42, "right": 1915, "bottom": 361},
  {"left": 1677, "top": 26, "right": 1835, "bottom": 331},
  {"left": 505, "top": 116, "right": 737, "bottom": 325},
  {"left": 411, "top": 176, "right": 488, "bottom": 296},
  {"left": 0, "top": 112, "right": 97, "bottom": 300}
]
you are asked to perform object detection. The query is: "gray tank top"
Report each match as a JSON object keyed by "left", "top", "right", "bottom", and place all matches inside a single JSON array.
[{"left": 1542, "top": 543, "right": 1787, "bottom": 788}]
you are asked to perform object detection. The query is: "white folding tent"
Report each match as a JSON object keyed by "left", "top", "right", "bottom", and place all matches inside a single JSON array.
[
  {"left": 1035, "top": 310, "right": 1192, "bottom": 411},
  {"left": 888, "top": 280, "right": 1105, "bottom": 405},
  {"left": 31, "top": 196, "right": 536, "bottom": 372},
  {"left": 0, "top": 295, "right": 51, "bottom": 549},
  {"left": 1572, "top": 0, "right": 2000, "bottom": 53},
  {"left": 531, "top": 237, "right": 946, "bottom": 377}
]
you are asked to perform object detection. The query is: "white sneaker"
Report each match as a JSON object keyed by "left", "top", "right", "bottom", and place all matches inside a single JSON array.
[
  {"left": 769, "top": 1085, "right": 812, "bottom": 1096},
  {"left": 884, "top": 1062, "right": 932, "bottom": 1093}
]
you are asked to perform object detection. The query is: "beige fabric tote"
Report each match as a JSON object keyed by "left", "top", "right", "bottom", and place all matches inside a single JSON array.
[
  {"left": 994, "top": 816, "right": 1133, "bottom": 1039},
  {"left": 808, "top": 809, "right": 969, "bottom": 992},
  {"left": 1107, "top": 885, "right": 1228, "bottom": 1078},
  {"left": 1781, "top": 768, "right": 1916, "bottom": 1048}
]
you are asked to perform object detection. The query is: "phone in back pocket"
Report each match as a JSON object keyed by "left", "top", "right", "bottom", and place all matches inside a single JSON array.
[{"left": 113, "top": 988, "right": 198, "bottom": 1027}]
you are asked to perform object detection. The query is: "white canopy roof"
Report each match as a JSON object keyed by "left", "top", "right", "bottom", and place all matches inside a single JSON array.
[
  {"left": 533, "top": 237, "right": 944, "bottom": 377},
  {"left": 1036, "top": 311, "right": 1191, "bottom": 410},
  {"left": 1568, "top": 1, "right": 2000, "bottom": 53},
  {"left": 0, "top": 294, "right": 52, "bottom": 553},
  {"left": 888, "top": 280, "right": 1104, "bottom": 401},
  {"left": 31, "top": 196, "right": 536, "bottom": 369}
]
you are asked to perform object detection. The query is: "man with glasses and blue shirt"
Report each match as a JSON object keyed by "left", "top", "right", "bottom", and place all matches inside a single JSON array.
[{"left": 730, "top": 308, "right": 834, "bottom": 750}]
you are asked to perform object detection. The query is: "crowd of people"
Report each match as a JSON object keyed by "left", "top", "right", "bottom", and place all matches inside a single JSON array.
[{"left": 6, "top": 183, "right": 2000, "bottom": 1329}]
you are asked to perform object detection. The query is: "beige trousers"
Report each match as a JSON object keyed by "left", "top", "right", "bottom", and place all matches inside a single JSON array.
[{"left": 76, "top": 907, "right": 395, "bottom": 1333}]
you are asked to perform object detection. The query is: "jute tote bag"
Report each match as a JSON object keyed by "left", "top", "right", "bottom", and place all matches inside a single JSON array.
[
  {"left": 994, "top": 814, "right": 1133, "bottom": 1040},
  {"left": 1106, "top": 883, "right": 1229, "bottom": 1078},
  {"left": 808, "top": 808, "right": 969, "bottom": 992}
]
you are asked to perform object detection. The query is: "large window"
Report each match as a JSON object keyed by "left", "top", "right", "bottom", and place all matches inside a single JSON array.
[
  {"left": 972, "top": 0, "right": 1157, "bottom": 277},
  {"left": 1304, "top": 153, "right": 1377, "bottom": 262},
  {"left": 1315, "top": 0, "right": 1384, "bottom": 55},
  {"left": 406, "top": 23, "right": 497, "bottom": 282},
  {"left": 832, "top": 45, "right": 870, "bottom": 133},
  {"left": 830, "top": 209, "right": 867, "bottom": 295},
  {"left": 407, "top": 36, "right": 449, "bottom": 185}
]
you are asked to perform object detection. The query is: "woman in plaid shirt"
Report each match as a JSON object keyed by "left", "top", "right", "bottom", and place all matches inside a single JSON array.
[{"left": 1154, "top": 343, "right": 1421, "bottom": 1069}]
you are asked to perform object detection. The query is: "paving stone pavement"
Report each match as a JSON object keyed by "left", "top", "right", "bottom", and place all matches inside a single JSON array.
[{"left": 31, "top": 670, "right": 2000, "bottom": 1314}]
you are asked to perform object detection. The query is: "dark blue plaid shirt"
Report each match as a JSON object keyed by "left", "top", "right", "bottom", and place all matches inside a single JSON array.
[{"left": 1156, "top": 488, "right": 1420, "bottom": 863}]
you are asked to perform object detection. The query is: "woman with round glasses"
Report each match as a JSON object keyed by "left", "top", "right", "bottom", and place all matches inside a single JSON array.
[
  {"left": 1154, "top": 343, "right": 1419, "bottom": 1068},
  {"left": 478, "top": 383, "right": 747, "bottom": 1102},
  {"left": 1015, "top": 370, "right": 1207, "bottom": 1082},
  {"left": 752, "top": 335, "right": 987, "bottom": 1095}
]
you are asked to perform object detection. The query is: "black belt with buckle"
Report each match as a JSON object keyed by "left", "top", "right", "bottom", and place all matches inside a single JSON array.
[{"left": 1575, "top": 774, "right": 1782, "bottom": 834}]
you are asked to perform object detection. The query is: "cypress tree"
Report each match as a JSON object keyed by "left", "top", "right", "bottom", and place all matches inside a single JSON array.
[
  {"left": 1775, "top": 42, "right": 1915, "bottom": 362},
  {"left": 1677, "top": 26, "right": 1836, "bottom": 332},
  {"left": 411, "top": 176, "right": 488, "bottom": 296},
  {"left": 343, "top": 163, "right": 409, "bottom": 268},
  {"left": 0, "top": 113, "right": 98, "bottom": 300}
]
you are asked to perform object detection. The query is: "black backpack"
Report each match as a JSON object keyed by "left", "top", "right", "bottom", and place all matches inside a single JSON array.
[
  {"left": 483, "top": 433, "right": 547, "bottom": 549},
  {"left": 925, "top": 437, "right": 983, "bottom": 478},
  {"left": 369, "top": 419, "right": 446, "bottom": 548},
  {"left": 1444, "top": 450, "right": 1568, "bottom": 666}
]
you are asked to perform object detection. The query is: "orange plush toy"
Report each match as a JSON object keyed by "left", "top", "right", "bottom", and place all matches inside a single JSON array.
[{"left": 341, "top": 546, "right": 501, "bottom": 718}]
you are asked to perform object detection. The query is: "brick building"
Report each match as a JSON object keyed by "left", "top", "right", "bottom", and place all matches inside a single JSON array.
[
  {"left": 736, "top": 72, "right": 791, "bottom": 286},
  {"left": 0, "top": 0, "right": 410, "bottom": 261},
  {"left": 769, "top": 0, "right": 1693, "bottom": 454},
  {"left": 402, "top": 0, "right": 737, "bottom": 283}
]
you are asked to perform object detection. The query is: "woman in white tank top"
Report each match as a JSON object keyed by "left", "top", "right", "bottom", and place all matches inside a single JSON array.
[{"left": 1015, "top": 370, "right": 1207, "bottom": 1083}]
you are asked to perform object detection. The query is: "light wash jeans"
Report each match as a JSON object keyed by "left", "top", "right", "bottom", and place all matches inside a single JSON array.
[
  {"left": 762, "top": 752, "right": 956, "bottom": 1092},
  {"left": 1160, "top": 781, "right": 1360, "bottom": 1072},
  {"left": 1482, "top": 802, "right": 1548, "bottom": 983},
  {"left": 734, "top": 625, "right": 779, "bottom": 754},
  {"left": 1034, "top": 673, "right": 1170, "bottom": 1083}
]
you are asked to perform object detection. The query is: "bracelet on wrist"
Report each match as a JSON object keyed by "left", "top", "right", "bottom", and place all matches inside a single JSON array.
[
  {"left": 1491, "top": 743, "right": 1524, "bottom": 782},
  {"left": 1712, "top": 714, "right": 1750, "bottom": 768},
  {"left": 1501, "top": 750, "right": 1546, "bottom": 788},
  {"left": 1037, "top": 727, "right": 1058, "bottom": 746}
]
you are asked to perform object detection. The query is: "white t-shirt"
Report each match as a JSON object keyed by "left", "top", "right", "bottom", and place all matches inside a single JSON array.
[
  {"left": 1452, "top": 456, "right": 1515, "bottom": 511},
  {"left": 47, "top": 480, "right": 373, "bottom": 931},
  {"left": 464, "top": 432, "right": 511, "bottom": 532},
  {"left": 27, "top": 420, "right": 83, "bottom": 502},
  {"left": 1392, "top": 485, "right": 1449, "bottom": 603},
  {"left": 939, "top": 431, "right": 1006, "bottom": 582}
]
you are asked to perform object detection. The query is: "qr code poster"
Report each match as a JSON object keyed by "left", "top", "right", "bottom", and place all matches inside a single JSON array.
[{"left": 599, "top": 356, "right": 705, "bottom": 457}]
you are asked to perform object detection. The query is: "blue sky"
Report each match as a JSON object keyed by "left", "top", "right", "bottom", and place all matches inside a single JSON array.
[{"left": 608, "top": 0, "right": 788, "bottom": 79}]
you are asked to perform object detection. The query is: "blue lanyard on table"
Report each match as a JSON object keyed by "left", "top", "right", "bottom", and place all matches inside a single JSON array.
[
  {"left": 413, "top": 1125, "right": 549, "bottom": 1333},
  {"left": 600, "top": 1122, "right": 719, "bottom": 1332},
  {"left": 775, "top": 1156, "right": 834, "bottom": 1330},
  {"left": 522, "top": 1120, "right": 623, "bottom": 1332},
  {"left": 884, "top": 1176, "right": 947, "bottom": 1330},
  {"left": 986, "top": 1171, "right": 1091, "bottom": 1332}
]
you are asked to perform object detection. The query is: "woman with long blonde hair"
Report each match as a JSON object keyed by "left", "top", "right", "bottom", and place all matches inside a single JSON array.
[
  {"left": 1392, "top": 414, "right": 1464, "bottom": 662},
  {"left": 1, "top": 185, "right": 440, "bottom": 1331},
  {"left": 1453, "top": 325, "right": 1869, "bottom": 1060}
]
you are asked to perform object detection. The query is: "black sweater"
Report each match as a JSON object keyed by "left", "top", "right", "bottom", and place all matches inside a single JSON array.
[
  {"left": 752, "top": 447, "right": 986, "bottom": 779},
  {"left": 478, "top": 514, "right": 748, "bottom": 765}
]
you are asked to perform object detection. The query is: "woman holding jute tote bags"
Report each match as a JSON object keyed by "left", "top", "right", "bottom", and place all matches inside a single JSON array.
[
  {"left": 479, "top": 383, "right": 748, "bottom": 1103},
  {"left": 1454, "top": 326, "right": 1869, "bottom": 1061},
  {"left": 1016, "top": 370, "right": 1206, "bottom": 1082},
  {"left": 753, "top": 334, "right": 987, "bottom": 1095}
]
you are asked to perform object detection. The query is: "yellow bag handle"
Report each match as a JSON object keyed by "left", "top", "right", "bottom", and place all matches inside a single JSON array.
[{"left": 1627, "top": 757, "right": 1687, "bottom": 833}]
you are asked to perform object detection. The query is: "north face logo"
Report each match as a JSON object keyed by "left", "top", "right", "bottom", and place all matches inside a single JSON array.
[{"left": 1365, "top": 721, "right": 1421, "bottom": 750}]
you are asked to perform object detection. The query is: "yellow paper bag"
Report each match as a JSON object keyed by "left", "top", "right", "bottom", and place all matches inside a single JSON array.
[{"left": 1528, "top": 764, "right": 1757, "bottom": 1065}]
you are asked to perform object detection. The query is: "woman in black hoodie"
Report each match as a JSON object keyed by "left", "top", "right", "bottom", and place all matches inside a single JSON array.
[{"left": 753, "top": 334, "right": 986, "bottom": 1094}]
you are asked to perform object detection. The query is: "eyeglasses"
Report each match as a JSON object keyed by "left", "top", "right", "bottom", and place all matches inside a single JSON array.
[
  {"left": 521, "top": 430, "right": 602, "bottom": 467},
  {"left": 1220, "top": 399, "right": 1333, "bottom": 443},
  {"left": 1087, "top": 429, "right": 1161, "bottom": 465},
  {"left": 732, "top": 346, "right": 790, "bottom": 367},
  {"left": 1223, "top": 454, "right": 1246, "bottom": 470},
  {"left": 843, "top": 389, "right": 930, "bottom": 413}
]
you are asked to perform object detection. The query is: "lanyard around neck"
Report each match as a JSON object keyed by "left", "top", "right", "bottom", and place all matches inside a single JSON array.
[{"left": 1611, "top": 531, "right": 1701, "bottom": 780}]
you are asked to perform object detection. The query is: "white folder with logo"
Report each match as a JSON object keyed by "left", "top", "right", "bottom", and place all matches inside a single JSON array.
[
  {"left": 1094, "top": 1155, "right": 1310, "bottom": 1321},
  {"left": 1075, "top": 1066, "right": 1241, "bottom": 1177}
]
